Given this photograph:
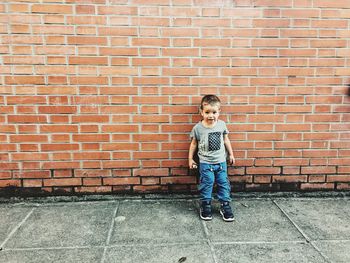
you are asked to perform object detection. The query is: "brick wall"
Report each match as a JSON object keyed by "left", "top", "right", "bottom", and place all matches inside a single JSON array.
[{"left": 1, "top": 0, "right": 350, "bottom": 196}]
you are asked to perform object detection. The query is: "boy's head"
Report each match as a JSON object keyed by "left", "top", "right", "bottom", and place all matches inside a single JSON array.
[
  {"left": 200, "top": 94, "right": 221, "bottom": 110},
  {"left": 200, "top": 95, "right": 221, "bottom": 123}
]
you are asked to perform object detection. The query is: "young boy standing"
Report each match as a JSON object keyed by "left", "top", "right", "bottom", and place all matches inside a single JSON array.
[{"left": 189, "top": 95, "right": 235, "bottom": 222}]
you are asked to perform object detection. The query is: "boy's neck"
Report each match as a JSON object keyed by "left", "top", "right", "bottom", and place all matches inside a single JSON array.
[{"left": 201, "top": 119, "right": 218, "bottom": 128}]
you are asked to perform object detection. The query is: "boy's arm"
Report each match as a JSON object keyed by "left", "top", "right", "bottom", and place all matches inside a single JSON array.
[
  {"left": 224, "top": 134, "right": 235, "bottom": 165},
  {"left": 188, "top": 138, "right": 198, "bottom": 169}
]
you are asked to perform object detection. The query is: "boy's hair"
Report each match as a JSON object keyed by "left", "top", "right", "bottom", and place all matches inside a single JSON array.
[{"left": 200, "top": 94, "right": 221, "bottom": 110}]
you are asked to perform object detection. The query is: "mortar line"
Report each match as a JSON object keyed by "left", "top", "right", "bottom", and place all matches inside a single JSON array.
[
  {"left": 100, "top": 202, "right": 120, "bottom": 263},
  {"left": 0, "top": 207, "right": 35, "bottom": 249},
  {"left": 272, "top": 200, "right": 332, "bottom": 263}
]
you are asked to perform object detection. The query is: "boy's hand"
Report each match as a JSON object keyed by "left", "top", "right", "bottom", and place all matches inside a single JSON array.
[
  {"left": 189, "top": 159, "right": 198, "bottom": 169},
  {"left": 228, "top": 155, "right": 235, "bottom": 166}
]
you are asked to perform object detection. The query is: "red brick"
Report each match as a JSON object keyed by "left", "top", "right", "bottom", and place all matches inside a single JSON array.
[
  {"left": 5, "top": 76, "right": 45, "bottom": 85},
  {"left": 327, "top": 175, "right": 350, "bottom": 183},
  {"left": 308, "top": 175, "right": 326, "bottom": 183},
  {"left": 247, "top": 167, "right": 281, "bottom": 175},
  {"left": 142, "top": 177, "right": 160, "bottom": 185},
  {"left": 69, "top": 56, "right": 108, "bottom": 65},
  {"left": 273, "top": 176, "right": 307, "bottom": 183},
  {"left": 44, "top": 178, "right": 81, "bottom": 187},
  {"left": 161, "top": 176, "right": 196, "bottom": 185},
  {"left": 83, "top": 178, "right": 102, "bottom": 186},
  {"left": 0, "top": 180, "right": 21, "bottom": 187},
  {"left": 13, "top": 171, "right": 50, "bottom": 179},
  {"left": 75, "top": 169, "right": 112, "bottom": 177},
  {"left": 53, "top": 170, "right": 72, "bottom": 178},
  {"left": 300, "top": 183, "right": 334, "bottom": 190},
  {"left": 103, "top": 161, "right": 139, "bottom": 169},
  {"left": 133, "top": 185, "right": 167, "bottom": 193},
  {"left": 134, "top": 152, "right": 169, "bottom": 160},
  {"left": 98, "top": 6, "right": 137, "bottom": 15},
  {"left": 72, "top": 134, "right": 109, "bottom": 142},
  {"left": 76, "top": 5, "right": 95, "bottom": 14},
  {"left": 42, "top": 162, "right": 80, "bottom": 169},
  {"left": 75, "top": 186, "right": 112, "bottom": 193},
  {"left": 134, "top": 168, "right": 168, "bottom": 177},
  {"left": 68, "top": 36, "right": 107, "bottom": 45},
  {"left": 0, "top": 172, "right": 11, "bottom": 179},
  {"left": 23, "top": 179, "right": 43, "bottom": 188},
  {"left": 254, "top": 19, "right": 290, "bottom": 28},
  {"left": 10, "top": 135, "right": 48, "bottom": 143},
  {"left": 254, "top": 176, "right": 272, "bottom": 184},
  {"left": 301, "top": 166, "right": 336, "bottom": 174},
  {"left": 194, "top": 39, "right": 230, "bottom": 47},
  {"left": 103, "top": 177, "right": 140, "bottom": 185},
  {"left": 32, "top": 4, "right": 73, "bottom": 14},
  {"left": 254, "top": 0, "right": 292, "bottom": 7},
  {"left": 230, "top": 175, "right": 253, "bottom": 183},
  {"left": 70, "top": 76, "right": 108, "bottom": 85}
]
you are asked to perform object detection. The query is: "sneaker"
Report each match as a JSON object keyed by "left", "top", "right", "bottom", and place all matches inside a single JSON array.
[
  {"left": 220, "top": 202, "right": 234, "bottom": 222},
  {"left": 200, "top": 201, "right": 212, "bottom": 220}
]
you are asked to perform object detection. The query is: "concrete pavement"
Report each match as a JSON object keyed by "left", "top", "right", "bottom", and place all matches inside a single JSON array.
[{"left": 0, "top": 194, "right": 350, "bottom": 263}]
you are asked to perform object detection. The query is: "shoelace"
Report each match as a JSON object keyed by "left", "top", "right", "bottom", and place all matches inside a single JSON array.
[
  {"left": 222, "top": 204, "right": 233, "bottom": 215},
  {"left": 203, "top": 204, "right": 211, "bottom": 212}
]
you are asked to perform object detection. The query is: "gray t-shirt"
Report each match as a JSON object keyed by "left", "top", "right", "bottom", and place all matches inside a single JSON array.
[{"left": 190, "top": 120, "right": 229, "bottom": 164}]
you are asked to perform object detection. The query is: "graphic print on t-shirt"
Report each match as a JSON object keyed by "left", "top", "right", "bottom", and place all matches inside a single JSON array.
[{"left": 208, "top": 132, "right": 221, "bottom": 151}]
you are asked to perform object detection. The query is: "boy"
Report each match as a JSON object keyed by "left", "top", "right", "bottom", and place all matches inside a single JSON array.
[{"left": 189, "top": 95, "right": 235, "bottom": 222}]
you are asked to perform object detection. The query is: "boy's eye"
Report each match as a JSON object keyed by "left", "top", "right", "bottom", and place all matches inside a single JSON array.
[{"left": 213, "top": 111, "right": 216, "bottom": 114}]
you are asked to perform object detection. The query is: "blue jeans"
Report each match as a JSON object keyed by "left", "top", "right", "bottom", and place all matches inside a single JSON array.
[{"left": 199, "top": 162, "right": 231, "bottom": 202}]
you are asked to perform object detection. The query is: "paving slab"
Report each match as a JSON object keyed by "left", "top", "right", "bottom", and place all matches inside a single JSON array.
[
  {"left": 1, "top": 196, "right": 349, "bottom": 263},
  {"left": 205, "top": 200, "right": 304, "bottom": 242},
  {"left": 104, "top": 243, "right": 214, "bottom": 263},
  {"left": 110, "top": 200, "right": 206, "bottom": 245},
  {"left": 0, "top": 248, "right": 104, "bottom": 263},
  {"left": 4, "top": 202, "right": 117, "bottom": 249},
  {"left": 214, "top": 242, "right": 327, "bottom": 263},
  {"left": 0, "top": 206, "right": 33, "bottom": 246},
  {"left": 275, "top": 199, "right": 350, "bottom": 240}
]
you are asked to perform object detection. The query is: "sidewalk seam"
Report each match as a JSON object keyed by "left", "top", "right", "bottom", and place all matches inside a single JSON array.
[
  {"left": 201, "top": 220, "right": 218, "bottom": 263},
  {"left": 3, "top": 241, "right": 209, "bottom": 252},
  {"left": 272, "top": 200, "right": 311, "bottom": 242},
  {"left": 0, "top": 207, "right": 35, "bottom": 249},
  {"left": 272, "top": 200, "right": 333, "bottom": 263},
  {"left": 100, "top": 202, "right": 120, "bottom": 263},
  {"left": 198, "top": 201, "right": 218, "bottom": 263},
  {"left": 310, "top": 241, "right": 334, "bottom": 263}
]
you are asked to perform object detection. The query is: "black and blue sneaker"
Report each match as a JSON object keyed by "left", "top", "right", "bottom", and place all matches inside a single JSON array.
[
  {"left": 220, "top": 201, "right": 234, "bottom": 222},
  {"left": 200, "top": 201, "right": 212, "bottom": 220}
]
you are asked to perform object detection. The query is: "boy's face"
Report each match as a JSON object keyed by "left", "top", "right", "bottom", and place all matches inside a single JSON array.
[{"left": 200, "top": 103, "right": 220, "bottom": 124}]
